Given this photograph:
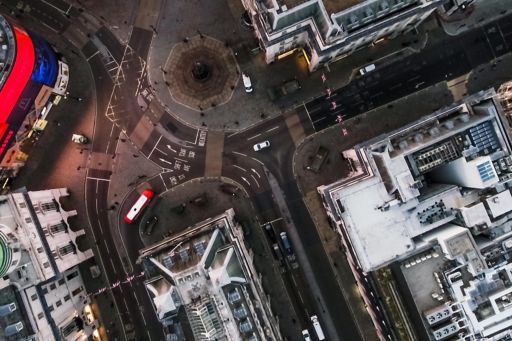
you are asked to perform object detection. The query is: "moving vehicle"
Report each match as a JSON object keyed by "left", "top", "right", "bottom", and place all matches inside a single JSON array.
[
  {"left": 71, "top": 134, "right": 88, "bottom": 144},
  {"left": 311, "top": 315, "right": 325, "bottom": 341},
  {"left": 280, "top": 231, "right": 292, "bottom": 254},
  {"left": 253, "top": 140, "right": 270, "bottom": 151},
  {"left": 359, "top": 63, "right": 376, "bottom": 75},
  {"left": 272, "top": 243, "right": 284, "bottom": 262},
  {"left": 267, "top": 79, "right": 301, "bottom": 100},
  {"left": 302, "top": 329, "right": 312, "bottom": 341},
  {"left": 144, "top": 216, "right": 158, "bottom": 235},
  {"left": 263, "top": 223, "right": 277, "bottom": 242},
  {"left": 242, "top": 73, "right": 253, "bottom": 93},
  {"left": 124, "top": 189, "right": 154, "bottom": 224}
]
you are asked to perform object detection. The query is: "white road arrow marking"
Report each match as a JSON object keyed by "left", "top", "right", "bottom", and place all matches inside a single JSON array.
[
  {"left": 241, "top": 177, "right": 251, "bottom": 186},
  {"left": 167, "top": 145, "right": 177, "bottom": 152},
  {"left": 159, "top": 158, "right": 173, "bottom": 166},
  {"left": 251, "top": 168, "right": 261, "bottom": 178}
]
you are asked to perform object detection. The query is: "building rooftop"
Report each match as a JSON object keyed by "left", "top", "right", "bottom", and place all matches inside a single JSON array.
[
  {"left": 140, "top": 209, "right": 279, "bottom": 340},
  {"left": 0, "top": 285, "right": 33, "bottom": 340},
  {"left": 319, "top": 89, "right": 512, "bottom": 271}
]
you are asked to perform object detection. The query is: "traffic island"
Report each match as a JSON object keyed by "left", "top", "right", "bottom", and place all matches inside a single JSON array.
[{"left": 164, "top": 35, "right": 239, "bottom": 111}]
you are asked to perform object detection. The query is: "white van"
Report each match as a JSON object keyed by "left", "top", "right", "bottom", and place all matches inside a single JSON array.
[
  {"left": 359, "top": 63, "right": 376, "bottom": 75},
  {"left": 311, "top": 315, "right": 325, "bottom": 340},
  {"left": 242, "top": 73, "right": 253, "bottom": 93}
]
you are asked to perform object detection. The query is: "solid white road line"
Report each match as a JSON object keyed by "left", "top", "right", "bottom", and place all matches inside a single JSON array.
[
  {"left": 233, "top": 151, "right": 247, "bottom": 157},
  {"left": 247, "top": 133, "right": 261, "bottom": 141},
  {"left": 251, "top": 174, "right": 260, "bottom": 188},
  {"left": 233, "top": 165, "right": 247, "bottom": 172},
  {"left": 266, "top": 126, "right": 279, "bottom": 133},
  {"left": 251, "top": 168, "right": 261, "bottom": 178},
  {"left": 250, "top": 157, "right": 264, "bottom": 166},
  {"left": 86, "top": 50, "right": 100, "bottom": 61},
  {"left": 87, "top": 177, "right": 110, "bottom": 182},
  {"left": 155, "top": 147, "right": 167, "bottom": 156},
  {"left": 148, "top": 135, "right": 163, "bottom": 158}
]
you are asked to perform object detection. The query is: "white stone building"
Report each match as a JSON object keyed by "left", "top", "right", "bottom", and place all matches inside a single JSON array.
[
  {"left": 240, "top": 0, "right": 472, "bottom": 71},
  {"left": 0, "top": 188, "right": 97, "bottom": 341},
  {"left": 318, "top": 89, "right": 512, "bottom": 339},
  {"left": 138, "top": 209, "right": 281, "bottom": 341}
]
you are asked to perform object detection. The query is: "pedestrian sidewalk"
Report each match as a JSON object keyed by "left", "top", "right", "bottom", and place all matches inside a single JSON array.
[{"left": 439, "top": 0, "right": 510, "bottom": 36}]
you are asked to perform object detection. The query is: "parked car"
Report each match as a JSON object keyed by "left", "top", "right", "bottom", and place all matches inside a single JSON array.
[
  {"left": 253, "top": 140, "right": 270, "bottom": 151},
  {"left": 242, "top": 73, "right": 253, "bottom": 93},
  {"left": 262, "top": 223, "right": 277, "bottom": 242},
  {"left": 267, "top": 79, "right": 301, "bottom": 100},
  {"left": 302, "top": 329, "right": 312, "bottom": 341},
  {"left": 359, "top": 63, "right": 376, "bottom": 75}
]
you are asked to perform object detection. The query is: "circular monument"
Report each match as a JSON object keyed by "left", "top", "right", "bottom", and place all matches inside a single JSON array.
[{"left": 164, "top": 35, "right": 239, "bottom": 111}]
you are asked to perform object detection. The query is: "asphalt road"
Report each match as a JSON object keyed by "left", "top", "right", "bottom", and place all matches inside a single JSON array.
[
  {"left": 306, "top": 15, "right": 512, "bottom": 131},
  {"left": 10, "top": 1, "right": 512, "bottom": 341}
]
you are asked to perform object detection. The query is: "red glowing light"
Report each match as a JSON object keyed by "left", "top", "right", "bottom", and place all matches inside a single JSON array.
[{"left": 0, "top": 24, "right": 36, "bottom": 123}]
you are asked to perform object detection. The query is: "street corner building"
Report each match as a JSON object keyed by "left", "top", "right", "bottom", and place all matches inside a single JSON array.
[
  {"left": 0, "top": 188, "right": 98, "bottom": 340},
  {"left": 0, "top": 14, "right": 69, "bottom": 189},
  {"left": 137, "top": 208, "right": 281, "bottom": 341},
  {"left": 318, "top": 88, "right": 512, "bottom": 340},
  {"left": 240, "top": 0, "right": 473, "bottom": 71}
]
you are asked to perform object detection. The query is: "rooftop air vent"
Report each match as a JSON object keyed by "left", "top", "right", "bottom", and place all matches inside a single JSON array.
[
  {"left": 414, "top": 134, "right": 424, "bottom": 143},
  {"left": 444, "top": 120, "right": 455, "bottom": 129},
  {"left": 429, "top": 127, "right": 441, "bottom": 137},
  {"left": 398, "top": 140, "right": 409, "bottom": 150},
  {"left": 459, "top": 113, "right": 470, "bottom": 122}
]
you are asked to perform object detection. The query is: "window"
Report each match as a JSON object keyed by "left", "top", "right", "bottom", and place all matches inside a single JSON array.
[
  {"left": 25, "top": 217, "right": 32, "bottom": 223},
  {"left": 43, "top": 262, "right": 50, "bottom": 269},
  {"left": 66, "top": 271, "right": 78, "bottom": 281},
  {"left": 31, "top": 294, "right": 37, "bottom": 301},
  {"left": 37, "top": 247, "right": 43, "bottom": 253},
  {"left": 37, "top": 312, "right": 44, "bottom": 320},
  {"left": 48, "top": 305, "right": 54, "bottom": 312},
  {"left": 55, "top": 300, "right": 62, "bottom": 307},
  {"left": 18, "top": 202, "right": 26, "bottom": 208},
  {"left": 71, "top": 286, "right": 83, "bottom": 297},
  {"left": 58, "top": 278, "right": 65, "bottom": 286},
  {"left": 41, "top": 287, "right": 48, "bottom": 295},
  {"left": 49, "top": 283, "right": 56, "bottom": 291},
  {"left": 64, "top": 294, "right": 71, "bottom": 302}
]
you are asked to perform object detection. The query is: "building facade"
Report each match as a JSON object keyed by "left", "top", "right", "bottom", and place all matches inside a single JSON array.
[
  {"left": 240, "top": 0, "right": 472, "bottom": 71},
  {"left": 0, "top": 188, "right": 97, "bottom": 340},
  {"left": 138, "top": 209, "right": 281, "bottom": 341},
  {"left": 0, "top": 15, "right": 69, "bottom": 189}
]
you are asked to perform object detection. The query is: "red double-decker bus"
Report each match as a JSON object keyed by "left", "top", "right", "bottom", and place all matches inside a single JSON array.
[{"left": 124, "top": 189, "right": 154, "bottom": 224}]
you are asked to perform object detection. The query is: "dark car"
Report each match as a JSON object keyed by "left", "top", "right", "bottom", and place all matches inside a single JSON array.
[
  {"left": 145, "top": 216, "right": 158, "bottom": 235},
  {"left": 262, "top": 223, "right": 277, "bottom": 242}
]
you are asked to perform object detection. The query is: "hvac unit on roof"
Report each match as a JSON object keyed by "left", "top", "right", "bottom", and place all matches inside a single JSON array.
[
  {"left": 459, "top": 113, "right": 470, "bottom": 122},
  {"left": 398, "top": 140, "right": 409, "bottom": 150},
  {"left": 429, "top": 127, "right": 441, "bottom": 137},
  {"left": 444, "top": 120, "right": 455, "bottom": 129},
  {"left": 414, "top": 133, "right": 424, "bottom": 143}
]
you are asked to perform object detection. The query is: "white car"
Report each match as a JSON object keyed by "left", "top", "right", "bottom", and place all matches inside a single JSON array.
[
  {"left": 302, "top": 329, "right": 311, "bottom": 341},
  {"left": 242, "top": 73, "right": 253, "bottom": 93},
  {"left": 359, "top": 63, "right": 376, "bottom": 75},
  {"left": 253, "top": 140, "right": 270, "bottom": 151}
]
